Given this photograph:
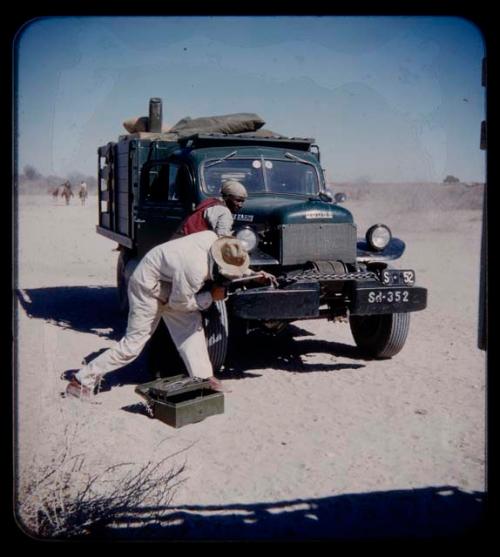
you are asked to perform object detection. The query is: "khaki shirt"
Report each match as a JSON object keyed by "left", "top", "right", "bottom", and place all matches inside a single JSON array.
[{"left": 130, "top": 230, "right": 218, "bottom": 312}]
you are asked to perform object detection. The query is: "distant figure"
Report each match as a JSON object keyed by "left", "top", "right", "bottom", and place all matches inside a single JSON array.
[
  {"left": 78, "top": 181, "right": 88, "bottom": 206},
  {"left": 51, "top": 186, "right": 61, "bottom": 203},
  {"left": 61, "top": 181, "right": 74, "bottom": 205}
]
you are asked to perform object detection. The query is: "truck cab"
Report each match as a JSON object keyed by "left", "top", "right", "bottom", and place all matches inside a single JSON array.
[{"left": 97, "top": 100, "right": 427, "bottom": 374}]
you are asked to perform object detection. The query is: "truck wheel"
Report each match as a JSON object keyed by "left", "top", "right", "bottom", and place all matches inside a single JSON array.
[
  {"left": 149, "top": 301, "right": 229, "bottom": 379},
  {"left": 148, "top": 320, "right": 187, "bottom": 379},
  {"left": 203, "top": 300, "right": 229, "bottom": 373},
  {"left": 116, "top": 250, "right": 129, "bottom": 315},
  {"left": 349, "top": 313, "right": 410, "bottom": 358}
]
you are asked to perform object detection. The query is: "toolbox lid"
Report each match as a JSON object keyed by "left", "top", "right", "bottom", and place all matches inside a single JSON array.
[{"left": 135, "top": 375, "right": 211, "bottom": 400}]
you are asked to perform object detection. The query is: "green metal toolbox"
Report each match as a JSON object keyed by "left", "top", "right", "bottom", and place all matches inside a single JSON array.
[{"left": 135, "top": 375, "right": 224, "bottom": 428}]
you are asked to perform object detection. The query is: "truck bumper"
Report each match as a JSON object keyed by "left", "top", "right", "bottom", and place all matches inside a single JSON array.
[
  {"left": 228, "top": 280, "right": 427, "bottom": 320},
  {"left": 228, "top": 282, "right": 321, "bottom": 320}
]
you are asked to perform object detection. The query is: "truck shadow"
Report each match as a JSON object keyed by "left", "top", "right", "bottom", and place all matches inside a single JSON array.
[
  {"left": 17, "top": 287, "right": 367, "bottom": 385},
  {"left": 16, "top": 286, "right": 124, "bottom": 340},
  {"left": 81, "top": 485, "right": 485, "bottom": 541},
  {"left": 224, "top": 325, "right": 367, "bottom": 376}
]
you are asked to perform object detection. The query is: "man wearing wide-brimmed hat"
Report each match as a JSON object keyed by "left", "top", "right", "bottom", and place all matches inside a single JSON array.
[
  {"left": 174, "top": 180, "right": 248, "bottom": 238},
  {"left": 65, "top": 231, "right": 274, "bottom": 399}
]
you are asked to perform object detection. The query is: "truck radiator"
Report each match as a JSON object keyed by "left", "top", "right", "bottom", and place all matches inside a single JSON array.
[{"left": 279, "top": 222, "right": 357, "bottom": 265}]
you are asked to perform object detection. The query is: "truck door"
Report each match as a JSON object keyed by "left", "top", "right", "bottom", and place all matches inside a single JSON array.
[{"left": 135, "top": 161, "right": 192, "bottom": 257}]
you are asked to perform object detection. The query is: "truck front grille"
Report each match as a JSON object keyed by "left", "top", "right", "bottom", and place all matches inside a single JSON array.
[{"left": 279, "top": 222, "right": 357, "bottom": 265}]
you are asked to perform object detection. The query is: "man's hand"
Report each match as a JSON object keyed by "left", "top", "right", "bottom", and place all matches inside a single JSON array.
[
  {"left": 211, "top": 285, "right": 227, "bottom": 301},
  {"left": 253, "top": 271, "right": 279, "bottom": 287}
]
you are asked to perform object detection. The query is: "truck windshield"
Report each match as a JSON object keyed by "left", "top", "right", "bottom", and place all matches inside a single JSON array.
[{"left": 202, "top": 158, "right": 320, "bottom": 196}]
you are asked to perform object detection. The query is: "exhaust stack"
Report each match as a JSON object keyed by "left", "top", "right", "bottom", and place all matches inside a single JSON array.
[{"left": 148, "top": 97, "right": 163, "bottom": 132}]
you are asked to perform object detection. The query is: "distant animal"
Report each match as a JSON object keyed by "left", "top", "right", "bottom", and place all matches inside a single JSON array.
[
  {"left": 78, "top": 181, "right": 88, "bottom": 206},
  {"left": 61, "top": 182, "right": 74, "bottom": 205}
]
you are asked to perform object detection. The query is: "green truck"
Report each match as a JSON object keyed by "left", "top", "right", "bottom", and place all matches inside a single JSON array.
[{"left": 97, "top": 99, "right": 427, "bottom": 374}]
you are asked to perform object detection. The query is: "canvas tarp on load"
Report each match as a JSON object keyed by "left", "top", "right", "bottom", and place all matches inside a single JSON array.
[
  {"left": 121, "top": 112, "right": 287, "bottom": 140},
  {"left": 170, "top": 113, "right": 265, "bottom": 138}
]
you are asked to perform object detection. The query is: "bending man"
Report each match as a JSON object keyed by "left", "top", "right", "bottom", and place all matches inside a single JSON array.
[{"left": 65, "top": 232, "right": 274, "bottom": 399}]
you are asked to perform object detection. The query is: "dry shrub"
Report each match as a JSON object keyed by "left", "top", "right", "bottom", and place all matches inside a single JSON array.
[{"left": 17, "top": 424, "right": 188, "bottom": 539}]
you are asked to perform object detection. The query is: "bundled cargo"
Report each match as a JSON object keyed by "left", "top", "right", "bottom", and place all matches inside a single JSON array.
[
  {"left": 169, "top": 112, "right": 265, "bottom": 137},
  {"left": 122, "top": 102, "right": 279, "bottom": 139}
]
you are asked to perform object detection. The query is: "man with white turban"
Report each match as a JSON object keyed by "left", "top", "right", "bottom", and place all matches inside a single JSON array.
[{"left": 175, "top": 180, "right": 248, "bottom": 237}]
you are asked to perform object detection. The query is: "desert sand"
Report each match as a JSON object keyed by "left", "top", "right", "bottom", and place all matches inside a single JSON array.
[{"left": 14, "top": 183, "right": 486, "bottom": 540}]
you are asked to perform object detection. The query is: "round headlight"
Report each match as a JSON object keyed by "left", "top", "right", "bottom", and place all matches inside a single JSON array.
[
  {"left": 235, "top": 227, "right": 258, "bottom": 252},
  {"left": 366, "top": 224, "right": 392, "bottom": 251}
]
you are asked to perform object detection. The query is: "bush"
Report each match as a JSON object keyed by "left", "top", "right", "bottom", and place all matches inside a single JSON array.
[
  {"left": 17, "top": 424, "right": 188, "bottom": 538},
  {"left": 443, "top": 175, "right": 460, "bottom": 184},
  {"left": 23, "top": 165, "right": 42, "bottom": 181}
]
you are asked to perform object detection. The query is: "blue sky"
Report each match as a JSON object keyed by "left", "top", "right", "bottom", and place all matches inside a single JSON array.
[{"left": 15, "top": 16, "right": 485, "bottom": 183}]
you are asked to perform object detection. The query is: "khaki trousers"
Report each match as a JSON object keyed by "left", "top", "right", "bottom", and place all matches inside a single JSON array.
[{"left": 75, "top": 277, "right": 213, "bottom": 389}]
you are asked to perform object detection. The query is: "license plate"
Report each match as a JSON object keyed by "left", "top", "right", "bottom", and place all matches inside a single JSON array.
[
  {"left": 380, "top": 269, "right": 415, "bottom": 286},
  {"left": 351, "top": 286, "right": 427, "bottom": 315},
  {"left": 367, "top": 289, "right": 410, "bottom": 303}
]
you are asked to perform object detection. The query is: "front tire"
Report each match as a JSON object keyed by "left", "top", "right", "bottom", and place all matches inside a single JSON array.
[
  {"left": 203, "top": 300, "right": 229, "bottom": 373},
  {"left": 148, "top": 320, "right": 186, "bottom": 378},
  {"left": 149, "top": 300, "right": 229, "bottom": 378},
  {"left": 349, "top": 313, "right": 410, "bottom": 358}
]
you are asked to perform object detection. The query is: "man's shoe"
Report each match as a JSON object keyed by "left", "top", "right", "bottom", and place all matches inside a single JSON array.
[
  {"left": 207, "top": 377, "right": 230, "bottom": 393},
  {"left": 60, "top": 369, "right": 78, "bottom": 381},
  {"left": 65, "top": 377, "right": 94, "bottom": 400}
]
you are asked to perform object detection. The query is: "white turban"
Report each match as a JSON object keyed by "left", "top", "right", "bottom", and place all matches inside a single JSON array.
[{"left": 221, "top": 180, "right": 248, "bottom": 199}]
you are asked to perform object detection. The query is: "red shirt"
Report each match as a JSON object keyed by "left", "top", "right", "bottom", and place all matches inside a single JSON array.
[{"left": 181, "top": 198, "right": 225, "bottom": 236}]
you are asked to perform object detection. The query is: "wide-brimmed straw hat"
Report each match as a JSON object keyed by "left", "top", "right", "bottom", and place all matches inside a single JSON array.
[{"left": 210, "top": 236, "right": 250, "bottom": 279}]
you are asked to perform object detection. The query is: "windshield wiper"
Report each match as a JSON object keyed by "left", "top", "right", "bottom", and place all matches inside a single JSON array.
[
  {"left": 284, "top": 151, "right": 311, "bottom": 165},
  {"left": 205, "top": 150, "right": 238, "bottom": 168},
  {"left": 284, "top": 152, "right": 321, "bottom": 198}
]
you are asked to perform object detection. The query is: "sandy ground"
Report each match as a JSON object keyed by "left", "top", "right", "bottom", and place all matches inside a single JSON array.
[{"left": 14, "top": 184, "right": 486, "bottom": 540}]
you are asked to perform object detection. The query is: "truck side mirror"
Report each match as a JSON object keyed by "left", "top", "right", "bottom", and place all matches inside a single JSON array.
[
  {"left": 310, "top": 144, "right": 321, "bottom": 162},
  {"left": 318, "top": 189, "right": 333, "bottom": 202}
]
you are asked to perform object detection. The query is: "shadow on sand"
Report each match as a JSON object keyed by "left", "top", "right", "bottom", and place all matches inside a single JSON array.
[
  {"left": 84, "top": 485, "right": 485, "bottom": 541},
  {"left": 16, "top": 286, "right": 124, "bottom": 340},
  {"left": 17, "top": 286, "right": 150, "bottom": 390},
  {"left": 224, "top": 324, "right": 366, "bottom": 378},
  {"left": 17, "top": 286, "right": 368, "bottom": 388}
]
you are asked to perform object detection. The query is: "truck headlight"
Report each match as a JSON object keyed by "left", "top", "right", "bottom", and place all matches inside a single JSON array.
[
  {"left": 366, "top": 224, "right": 392, "bottom": 251},
  {"left": 235, "top": 227, "right": 258, "bottom": 252}
]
